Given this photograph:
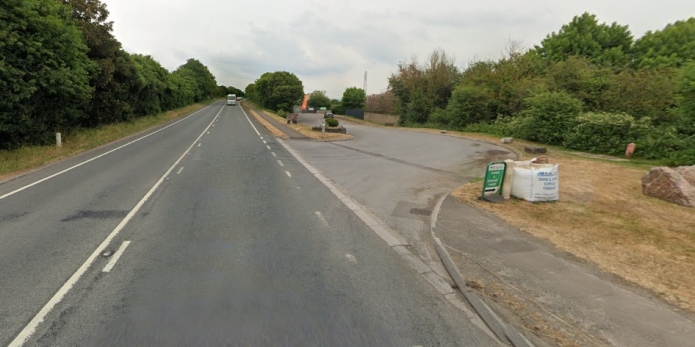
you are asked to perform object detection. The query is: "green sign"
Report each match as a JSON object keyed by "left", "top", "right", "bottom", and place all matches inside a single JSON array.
[{"left": 481, "top": 162, "right": 507, "bottom": 202}]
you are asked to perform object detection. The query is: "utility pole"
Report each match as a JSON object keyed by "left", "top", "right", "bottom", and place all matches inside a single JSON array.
[{"left": 363, "top": 71, "right": 368, "bottom": 96}]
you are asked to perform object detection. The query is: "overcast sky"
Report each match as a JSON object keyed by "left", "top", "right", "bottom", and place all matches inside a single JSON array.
[{"left": 103, "top": 0, "right": 695, "bottom": 99}]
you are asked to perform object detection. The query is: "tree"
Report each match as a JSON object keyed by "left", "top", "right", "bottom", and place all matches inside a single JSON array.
[
  {"left": 308, "top": 90, "right": 331, "bottom": 108},
  {"left": 174, "top": 59, "right": 218, "bottom": 102},
  {"left": 342, "top": 87, "right": 366, "bottom": 109},
  {"left": 534, "top": 12, "right": 633, "bottom": 67},
  {"left": 676, "top": 62, "right": 695, "bottom": 134},
  {"left": 253, "top": 71, "right": 304, "bottom": 112},
  {"left": 0, "top": 0, "right": 94, "bottom": 149},
  {"left": 633, "top": 18, "right": 695, "bottom": 69}
]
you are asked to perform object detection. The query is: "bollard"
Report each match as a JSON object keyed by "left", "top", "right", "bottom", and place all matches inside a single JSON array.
[
  {"left": 502, "top": 159, "right": 514, "bottom": 200},
  {"left": 56, "top": 133, "right": 62, "bottom": 148}
]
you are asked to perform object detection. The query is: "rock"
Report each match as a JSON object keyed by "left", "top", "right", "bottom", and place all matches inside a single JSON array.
[
  {"left": 524, "top": 146, "right": 547, "bottom": 154},
  {"left": 441, "top": 130, "right": 448, "bottom": 134},
  {"left": 532, "top": 156, "right": 549, "bottom": 164},
  {"left": 642, "top": 167, "right": 695, "bottom": 207},
  {"left": 676, "top": 165, "right": 695, "bottom": 187},
  {"left": 501, "top": 137, "right": 514, "bottom": 144}
]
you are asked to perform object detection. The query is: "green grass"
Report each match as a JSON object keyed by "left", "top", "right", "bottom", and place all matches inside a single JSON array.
[{"left": 0, "top": 100, "right": 220, "bottom": 178}]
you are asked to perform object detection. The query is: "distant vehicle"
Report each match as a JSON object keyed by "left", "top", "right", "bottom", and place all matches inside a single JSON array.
[
  {"left": 227, "top": 94, "right": 237, "bottom": 106},
  {"left": 324, "top": 112, "right": 334, "bottom": 119},
  {"left": 237, "top": 97, "right": 242, "bottom": 101}
]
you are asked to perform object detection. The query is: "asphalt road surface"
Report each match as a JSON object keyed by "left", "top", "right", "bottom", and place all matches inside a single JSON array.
[{"left": 0, "top": 102, "right": 498, "bottom": 346}]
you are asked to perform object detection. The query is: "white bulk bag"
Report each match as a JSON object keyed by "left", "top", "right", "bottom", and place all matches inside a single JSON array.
[{"left": 510, "top": 163, "right": 559, "bottom": 202}]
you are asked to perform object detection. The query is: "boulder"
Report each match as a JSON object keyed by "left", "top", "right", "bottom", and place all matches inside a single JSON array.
[
  {"left": 642, "top": 167, "right": 695, "bottom": 207},
  {"left": 501, "top": 137, "right": 514, "bottom": 144},
  {"left": 676, "top": 165, "right": 695, "bottom": 187}
]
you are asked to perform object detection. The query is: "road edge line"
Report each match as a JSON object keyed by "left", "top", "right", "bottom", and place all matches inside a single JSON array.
[
  {"left": 275, "top": 138, "right": 502, "bottom": 343},
  {"left": 8, "top": 104, "right": 226, "bottom": 347}
]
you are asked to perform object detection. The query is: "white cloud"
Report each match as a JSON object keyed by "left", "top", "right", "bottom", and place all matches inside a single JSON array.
[{"left": 104, "top": 0, "right": 695, "bottom": 99}]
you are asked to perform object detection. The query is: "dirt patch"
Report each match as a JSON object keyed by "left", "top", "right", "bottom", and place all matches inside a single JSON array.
[
  {"left": 451, "top": 138, "right": 695, "bottom": 313},
  {"left": 263, "top": 111, "right": 353, "bottom": 141},
  {"left": 245, "top": 108, "right": 289, "bottom": 139}
]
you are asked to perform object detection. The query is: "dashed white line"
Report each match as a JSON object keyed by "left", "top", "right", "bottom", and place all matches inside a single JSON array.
[
  {"left": 267, "top": 145, "right": 271, "bottom": 150},
  {"left": 285, "top": 171, "right": 291, "bottom": 177},
  {"left": 8, "top": 104, "right": 226, "bottom": 347},
  {"left": 271, "top": 152, "right": 277, "bottom": 157},
  {"left": 277, "top": 160, "right": 284, "bottom": 167},
  {"left": 197, "top": 143, "right": 201, "bottom": 147},
  {"left": 0, "top": 102, "right": 219, "bottom": 201},
  {"left": 315, "top": 211, "right": 329, "bottom": 226},
  {"left": 346, "top": 254, "right": 357, "bottom": 263},
  {"left": 102, "top": 241, "right": 131, "bottom": 273},
  {"left": 176, "top": 167, "right": 184, "bottom": 175},
  {"left": 260, "top": 137, "right": 264, "bottom": 139},
  {"left": 263, "top": 140, "right": 267, "bottom": 144}
]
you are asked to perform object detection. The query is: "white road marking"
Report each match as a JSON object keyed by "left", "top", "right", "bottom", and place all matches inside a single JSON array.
[
  {"left": 176, "top": 167, "right": 184, "bottom": 175},
  {"left": 285, "top": 171, "right": 291, "bottom": 177},
  {"left": 263, "top": 140, "right": 267, "bottom": 144},
  {"left": 207, "top": 132, "right": 210, "bottom": 134},
  {"left": 315, "top": 211, "right": 329, "bottom": 226},
  {"left": 277, "top": 160, "right": 284, "bottom": 167},
  {"left": 266, "top": 145, "right": 271, "bottom": 150},
  {"left": 197, "top": 143, "right": 201, "bottom": 147},
  {"left": 102, "top": 241, "right": 131, "bottom": 273},
  {"left": 271, "top": 152, "right": 277, "bottom": 157},
  {"left": 260, "top": 137, "right": 264, "bottom": 139},
  {"left": 0, "top": 102, "right": 219, "bottom": 201},
  {"left": 8, "top": 104, "right": 226, "bottom": 347},
  {"left": 346, "top": 254, "right": 357, "bottom": 263},
  {"left": 239, "top": 106, "right": 261, "bottom": 136}
]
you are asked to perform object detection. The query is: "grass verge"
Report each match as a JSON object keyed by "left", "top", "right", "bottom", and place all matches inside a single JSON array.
[
  {"left": 449, "top": 133, "right": 695, "bottom": 313},
  {"left": 0, "top": 101, "right": 218, "bottom": 180},
  {"left": 242, "top": 106, "right": 289, "bottom": 139}
]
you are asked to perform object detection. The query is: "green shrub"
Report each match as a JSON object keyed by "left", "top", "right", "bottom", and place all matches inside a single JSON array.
[
  {"left": 435, "top": 84, "right": 497, "bottom": 127},
  {"left": 331, "top": 103, "right": 345, "bottom": 115},
  {"left": 325, "top": 118, "right": 339, "bottom": 127},
  {"left": 563, "top": 112, "right": 648, "bottom": 155},
  {"left": 513, "top": 91, "right": 584, "bottom": 145}
]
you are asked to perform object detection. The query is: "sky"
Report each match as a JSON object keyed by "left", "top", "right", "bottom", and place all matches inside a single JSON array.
[{"left": 103, "top": 0, "right": 695, "bottom": 99}]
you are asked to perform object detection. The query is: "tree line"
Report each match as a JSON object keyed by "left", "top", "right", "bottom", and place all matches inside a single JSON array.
[
  {"left": 0, "top": 0, "right": 243, "bottom": 150},
  {"left": 382, "top": 13, "right": 695, "bottom": 165}
]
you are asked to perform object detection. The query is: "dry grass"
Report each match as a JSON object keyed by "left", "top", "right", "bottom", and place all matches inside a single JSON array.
[
  {"left": 0, "top": 102, "right": 215, "bottom": 180},
  {"left": 450, "top": 135, "right": 695, "bottom": 312},
  {"left": 244, "top": 107, "right": 289, "bottom": 139}
]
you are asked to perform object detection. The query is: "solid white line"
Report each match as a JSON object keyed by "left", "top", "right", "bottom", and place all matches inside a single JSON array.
[
  {"left": 0, "top": 102, "right": 218, "bottom": 201},
  {"left": 271, "top": 152, "right": 277, "bottom": 157},
  {"left": 285, "top": 171, "right": 291, "bottom": 177},
  {"left": 176, "top": 167, "right": 184, "bottom": 175},
  {"left": 266, "top": 145, "right": 271, "bottom": 150},
  {"left": 239, "top": 106, "right": 261, "bottom": 136},
  {"left": 101, "top": 241, "right": 131, "bottom": 273},
  {"left": 8, "top": 104, "right": 226, "bottom": 347},
  {"left": 346, "top": 254, "right": 357, "bottom": 262},
  {"left": 315, "top": 211, "right": 329, "bottom": 226},
  {"left": 277, "top": 160, "right": 284, "bottom": 167}
]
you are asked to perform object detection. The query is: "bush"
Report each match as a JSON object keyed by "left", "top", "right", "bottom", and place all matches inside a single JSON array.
[
  {"left": 513, "top": 91, "right": 584, "bottom": 145},
  {"left": 331, "top": 103, "right": 345, "bottom": 115},
  {"left": 325, "top": 118, "right": 339, "bottom": 127},
  {"left": 635, "top": 125, "right": 695, "bottom": 164},
  {"left": 563, "top": 112, "right": 648, "bottom": 155},
  {"left": 434, "top": 84, "right": 497, "bottom": 127}
]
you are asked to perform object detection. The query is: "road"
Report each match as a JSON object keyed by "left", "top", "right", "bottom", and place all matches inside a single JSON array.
[{"left": 0, "top": 102, "right": 499, "bottom": 346}]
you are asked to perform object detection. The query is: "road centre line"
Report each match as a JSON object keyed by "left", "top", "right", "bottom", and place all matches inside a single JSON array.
[
  {"left": 0, "top": 102, "right": 219, "bottom": 201},
  {"left": 263, "top": 140, "right": 267, "bottom": 144},
  {"left": 8, "top": 104, "right": 226, "bottom": 347},
  {"left": 271, "top": 152, "right": 277, "bottom": 157},
  {"left": 346, "top": 254, "right": 357, "bottom": 263},
  {"left": 102, "top": 241, "right": 131, "bottom": 273},
  {"left": 285, "top": 171, "right": 292, "bottom": 177},
  {"left": 176, "top": 167, "right": 184, "bottom": 174},
  {"left": 277, "top": 160, "right": 284, "bottom": 167},
  {"left": 267, "top": 145, "right": 271, "bottom": 150}
]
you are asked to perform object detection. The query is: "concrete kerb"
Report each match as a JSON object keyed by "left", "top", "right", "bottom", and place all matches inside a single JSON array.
[
  {"left": 275, "top": 138, "right": 501, "bottom": 343},
  {"left": 431, "top": 192, "right": 535, "bottom": 347}
]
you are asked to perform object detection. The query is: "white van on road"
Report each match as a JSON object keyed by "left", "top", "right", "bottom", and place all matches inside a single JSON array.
[{"left": 227, "top": 94, "right": 237, "bottom": 106}]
